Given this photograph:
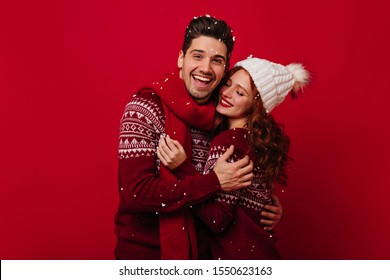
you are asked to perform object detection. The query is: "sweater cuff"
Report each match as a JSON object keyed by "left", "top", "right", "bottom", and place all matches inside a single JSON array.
[
  {"left": 195, "top": 170, "right": 221, "bottom": 196},
  {"left": 173, "top": 157, "right": 198, "bottom": 180}
]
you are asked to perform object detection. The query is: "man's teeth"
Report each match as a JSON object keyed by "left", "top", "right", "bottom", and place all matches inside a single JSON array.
[{"left": 194, "top": 75, "right": 211, "bottom": 82}]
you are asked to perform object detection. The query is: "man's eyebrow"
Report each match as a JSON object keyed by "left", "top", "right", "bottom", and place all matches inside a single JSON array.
[{"left": 189, "top": 49, "right": 226, "bottom": 62}]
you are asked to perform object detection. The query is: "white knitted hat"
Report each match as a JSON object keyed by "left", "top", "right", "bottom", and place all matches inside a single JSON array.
[{"left": 235, "top": 57, "right": 310, "bottom": 113}]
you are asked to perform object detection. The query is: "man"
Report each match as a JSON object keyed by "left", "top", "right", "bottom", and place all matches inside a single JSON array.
[{"left": 115, "top": 15, "right": 282, "bottom": 260}]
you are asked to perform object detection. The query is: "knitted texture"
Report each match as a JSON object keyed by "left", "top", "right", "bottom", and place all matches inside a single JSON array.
[
  {"left": 139, "top": 72, "right": 215, "bottom": 260},
  {"left": 115, "top": 77, "right": 220, "bottom": 260},
  {"left": 235, "top": 57, "right": 295, "bottom": 113},
  {"left": 204, "top": 128, "right": 273, "bottom": 216},
  {"left": 193, "top": 128, "right": 279, "bottom": 259}
]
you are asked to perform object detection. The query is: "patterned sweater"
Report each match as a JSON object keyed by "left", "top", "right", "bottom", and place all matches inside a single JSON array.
[
  {"left": 114, "top": 91, "right": 221, "bottom": 260},
  {"left": 193, "top": 128, "right": 280, "bottom": 259}
]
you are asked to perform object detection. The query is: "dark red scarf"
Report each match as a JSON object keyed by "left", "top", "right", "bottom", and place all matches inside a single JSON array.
[{"left": 140, "top": 72, "right": 215, "bottom": 259}]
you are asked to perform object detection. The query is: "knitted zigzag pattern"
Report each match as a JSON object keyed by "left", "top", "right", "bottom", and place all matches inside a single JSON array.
[
  {"left": 119, "top": 95, "right": 164, "bottom": 159},
  {"left": 205, "top": 141, "right": 272, "bottom": 212},
  {"left": 118, "top": 94, "right": 211, "bottom": 174}
]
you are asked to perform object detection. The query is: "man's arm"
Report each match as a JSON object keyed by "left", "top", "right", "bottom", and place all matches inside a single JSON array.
[
  {"left": 118, "top": 95, "right": 220, "bottom": 213},
  {"left": 261, "top": 194, "right": 284, "bottom": 231},
  {"left": 158, "top": 135, "right": 254, "bottom": 190},
  {"left": 157, "top": 135, "right": 250, "bottom": 233},
  {"left": 118, "top": 95, "right": 253, "bottom": 213},
  {"left": 213, "top": 145, "right": 254, "bottom": 191},
  {"left": 192, "top": 191, "right": 239, "bottom": 233}
]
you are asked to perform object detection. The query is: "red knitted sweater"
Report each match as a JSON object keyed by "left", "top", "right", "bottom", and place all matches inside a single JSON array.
[
  {"left": 114, "top": 73, "right": 221, "bottom": 260},
  {"left": 193, "top": 128, "right": 280, "bottom": 259}
]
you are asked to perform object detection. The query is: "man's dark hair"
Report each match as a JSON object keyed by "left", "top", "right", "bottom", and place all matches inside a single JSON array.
[{"left": 182, "top": 15, "right": 235, "bottom": 69}]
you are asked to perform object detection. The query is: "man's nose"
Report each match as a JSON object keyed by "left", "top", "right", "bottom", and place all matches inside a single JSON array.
[{"left": 199, "top": 59, "right": 212, "bottom": 73}]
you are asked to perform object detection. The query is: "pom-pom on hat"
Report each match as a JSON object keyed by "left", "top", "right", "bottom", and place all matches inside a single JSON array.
[{"left": 235, "top": 57, "right": 310, "bottom": 113}]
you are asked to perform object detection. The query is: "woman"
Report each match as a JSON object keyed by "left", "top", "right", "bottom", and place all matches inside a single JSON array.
[{"left": 157, "top": 56, "right": 310, "bottom": 259}]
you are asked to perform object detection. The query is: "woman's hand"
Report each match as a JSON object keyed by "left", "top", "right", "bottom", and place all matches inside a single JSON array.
[{"left": 157, "top": 134, "right": 187, "bottom": 170}]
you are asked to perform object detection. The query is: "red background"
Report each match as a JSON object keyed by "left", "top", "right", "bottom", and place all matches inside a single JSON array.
[{"left": 1, "top": 0, "right": 389, "bottom": 259}]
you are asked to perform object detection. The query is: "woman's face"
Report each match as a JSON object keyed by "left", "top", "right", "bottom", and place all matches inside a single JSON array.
[{"left": 216, "top": 69, "right": 256, "bottom": 128}]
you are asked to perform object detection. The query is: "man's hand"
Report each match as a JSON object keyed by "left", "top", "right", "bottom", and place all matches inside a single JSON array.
[
  {"left": 261, "top": 194, "right": 283, "bottom": 231},
  {"left": 213, "top": 145, "right": 254, "bottom": 191}
]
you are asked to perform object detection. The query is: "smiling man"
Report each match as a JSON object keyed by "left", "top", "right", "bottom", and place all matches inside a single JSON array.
[
  {"left": 178, "top": 36, "right": 227, "bottom": 104},
  {"left": 114, "top": 15, "right": 281, "bottom": 260}
]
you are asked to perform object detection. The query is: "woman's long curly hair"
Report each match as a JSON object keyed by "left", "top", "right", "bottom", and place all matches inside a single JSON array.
[{"left": 213, "top": 67, "right": 292, "bottom": 188}]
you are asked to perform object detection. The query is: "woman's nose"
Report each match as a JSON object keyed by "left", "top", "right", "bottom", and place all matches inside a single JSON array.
[{"left": 221, "top": 87, "right": 233, "bottom": 98}]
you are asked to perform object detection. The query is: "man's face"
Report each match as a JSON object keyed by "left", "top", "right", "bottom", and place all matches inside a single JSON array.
[{"left": 178, "top": 36, "right": 227, "bottom": 104}]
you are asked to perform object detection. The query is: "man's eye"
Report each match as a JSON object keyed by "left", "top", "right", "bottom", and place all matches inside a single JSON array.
[{"left": 212, "top": 59, "right": 223, "bottom": 65}]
